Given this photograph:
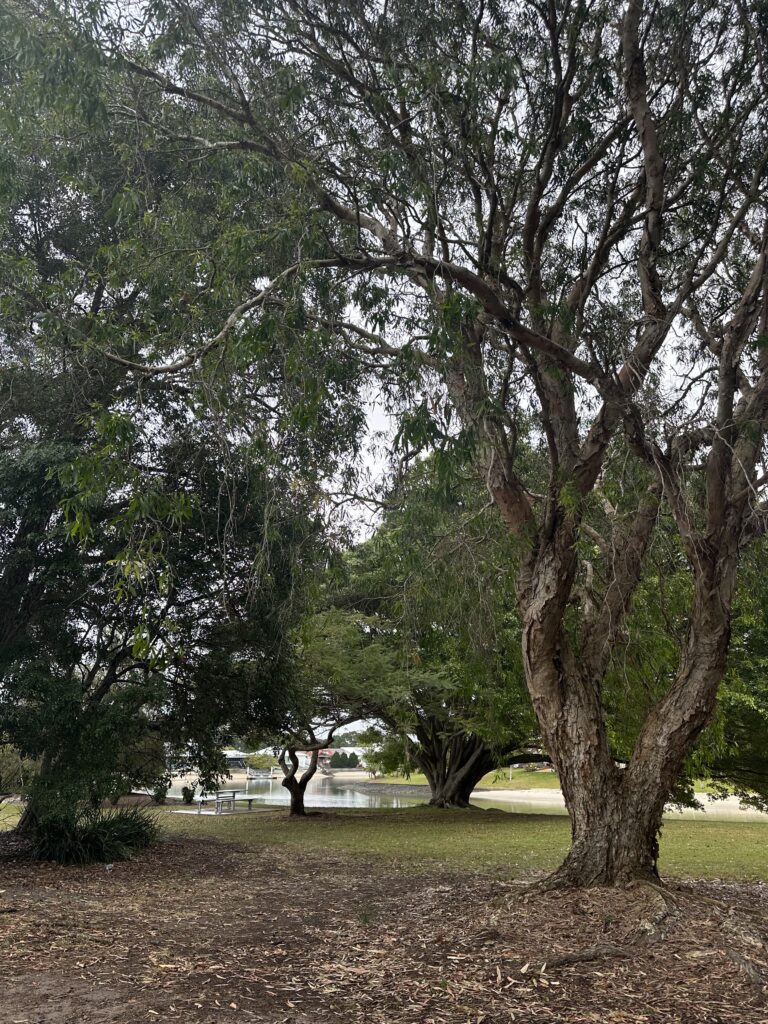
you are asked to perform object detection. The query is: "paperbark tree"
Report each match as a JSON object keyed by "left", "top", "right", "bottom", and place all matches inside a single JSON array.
[{"left": 12, "top": 0, "right": 768, "bottom": 884}]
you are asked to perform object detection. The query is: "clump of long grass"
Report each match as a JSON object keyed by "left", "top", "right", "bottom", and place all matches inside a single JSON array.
[{"left": 31, "top": 806, "right": 160, "bottom": 864}]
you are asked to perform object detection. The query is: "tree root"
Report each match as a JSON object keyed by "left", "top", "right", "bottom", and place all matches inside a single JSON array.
[
  {"left": 525, "top": 943, "right": 630, "bottom": 973},
  {"left": 627, "top": 879, "right": 680, "bottom": 942}
]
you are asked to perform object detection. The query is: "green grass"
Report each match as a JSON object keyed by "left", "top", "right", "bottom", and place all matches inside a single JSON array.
[
  {"left": 162, "top": 804, "right": 768, "bottom": 881},
  {"left": 0, "top": 803, "right": 21, "bottom": 830},
  {"left": 373, "top": 769, "right": 735, "bottom": 795},
  {"left": 480, "top": 768, "right": 563, "bottom": 790},
  {"left": 371, "top": 767, "right": 563, "bottom": 790}
]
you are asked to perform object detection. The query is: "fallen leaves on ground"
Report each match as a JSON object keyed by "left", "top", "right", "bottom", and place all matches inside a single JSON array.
[{"left": 0, "top": 823, "right": 765, "bottom": 1023}]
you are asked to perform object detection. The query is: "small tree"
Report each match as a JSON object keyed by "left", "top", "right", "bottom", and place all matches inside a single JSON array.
[
  {"left": 245, "top": 753, "right": 278, "bottom": 771},
  {"left": 359, "top": 729, "right": 412, "bottom": 778},
  {"left": 347, "top": 752, "right": 359, "bottom": 769},
  {"left": 0, "top": 746, "right": 37, "bottom": 797},
  {"left": 278, "top": 723, "right": 352, "bottom": 816}
]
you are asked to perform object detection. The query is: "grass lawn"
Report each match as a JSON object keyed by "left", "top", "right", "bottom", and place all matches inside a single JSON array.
[
  {"left": 5, "top": 797, "right": 766, "bottom": 880},
  {"left": 163, "top": 804, "right": 768, "bottom": 881},
  {"left": 0, "top": 803, "right": 20, "bottom": 829},
  {"left": 371, "top": 767, "right": 563, "bottom": 789}
]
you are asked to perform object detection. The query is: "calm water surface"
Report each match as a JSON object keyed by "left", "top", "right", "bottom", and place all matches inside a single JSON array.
[
  {"left": 166, "top": 773, "right": 768, "bottom": 819},
  {"left": 167, "top": 773, "right": 423, "bottom": 810}
]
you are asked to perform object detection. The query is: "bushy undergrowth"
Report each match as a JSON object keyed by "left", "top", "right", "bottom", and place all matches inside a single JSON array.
[{"left": 32, "top": 806, "right": 160, "bottom": 864}]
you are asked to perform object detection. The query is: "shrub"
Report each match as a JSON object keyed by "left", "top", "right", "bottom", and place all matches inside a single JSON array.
[
  {"left": 152, "top": 782, "right": 169, "bottom": 804},
  {"left": 32, "top": 807, "right": 160, "bottom": 864},
  {"left": 348, "top": 752, "right": 359, "bottom": 768},
  {"left": 329, "top": 751, "right": 342, "bottom": 768},
  {"left": 181, "top": 785, "right": 196, "bottom": 805},
  {"left": 245, "top": 752, "right": 276, "bottom": 771}
]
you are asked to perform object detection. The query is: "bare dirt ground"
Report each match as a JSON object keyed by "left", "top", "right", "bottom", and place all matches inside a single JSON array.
[{"left": 1, "top": 826, "right": 767, "bottom": 1024}]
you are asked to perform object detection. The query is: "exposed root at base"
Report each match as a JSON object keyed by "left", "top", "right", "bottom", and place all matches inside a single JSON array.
[{"left": 525, "top": 943, "right": 631, "bottom": 973}]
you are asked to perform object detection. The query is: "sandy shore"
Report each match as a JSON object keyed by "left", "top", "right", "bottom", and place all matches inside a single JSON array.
[
  {"left": 329, "top": 770, "right": 768, "bottom": 821},
  {"left": 165, "top": 769, "right": 768, "bottom": 821}
]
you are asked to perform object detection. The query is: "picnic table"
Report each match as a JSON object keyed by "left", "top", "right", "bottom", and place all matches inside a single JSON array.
[{"left": 196, "top": 790, "right": 262, "bottom": 815}]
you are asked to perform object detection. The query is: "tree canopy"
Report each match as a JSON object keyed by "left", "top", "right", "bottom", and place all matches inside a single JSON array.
[
  {"left": 3, "top": 0, "right": 768, "bottom": 884},
  {"left": 0, "top": 59, "right": 340, "bottom": 826}
]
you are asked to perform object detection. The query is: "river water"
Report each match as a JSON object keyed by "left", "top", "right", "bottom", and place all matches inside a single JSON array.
[
  {"left": 167, "top": 773, "right": 423, "bottom": 810},
  {"left": 166, "top": 772, "right": 768, "bottom": 820}
]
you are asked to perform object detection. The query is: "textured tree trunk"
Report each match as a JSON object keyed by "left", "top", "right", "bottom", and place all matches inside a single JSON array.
[
  {"left": 413, "top": 725, "right": 496, "bottom": 808},
  {"left": 524, "top": 664, "right": 664, "bottom": 886},
  {"left": 519, "top": 527, "right": 735, "bottom": 887},
  {"left": 282, "top": 776, "right": 308, "bottom": 816},
  {"left": 279, "top": 747, "right": 319, "bottom": 817},
  {"left": 547, "top": 770, "right": 665, "bottom": 886}
]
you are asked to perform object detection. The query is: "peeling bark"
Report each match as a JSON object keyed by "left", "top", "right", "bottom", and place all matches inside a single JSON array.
[{"left": 520, "top": 528, "right": 736, "bottom": 887}]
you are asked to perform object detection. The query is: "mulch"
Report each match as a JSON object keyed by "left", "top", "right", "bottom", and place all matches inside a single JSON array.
[{"left": 0, "top": 822, "right": 765, "bottom": 1023}]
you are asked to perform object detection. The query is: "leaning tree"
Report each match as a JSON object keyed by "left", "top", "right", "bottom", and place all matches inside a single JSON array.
[{"left": 8, "top": 0, "right": 768, "bottom": 884}]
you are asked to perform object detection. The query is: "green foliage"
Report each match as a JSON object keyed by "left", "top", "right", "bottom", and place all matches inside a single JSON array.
[
  {"left": 245, "top": 753, "right": 277, "bottom": 771},
  {"left": 328, "top": 730, "right": 368, "bottom": 748},
  {"left": 700, "top": 541, "right": 768, "bottom": 809},
  {"left": 152, "top": 782, "right": 169, "bottom": 805},
  {"left": 359, "top": 729, "right": 412, "bottom": 777},
  {"left": 31, "top": 806, "right": 160, "bottom": 864},
  {"left": 8, "top": 666, "right": 169, "bottom": 817},
  {"left": 347, "top": 752, "right": 360, "bottom": 768},
  {"left": 0, "top": 46, "right": 335, "bottom": 818},
  {"left": 329, "top": 456, "right": 535, "bottom": 757},
  {"left": 180, "top": 785, "right": 196, "bottom": 805},
  {"left": 6, "top": 0, "right": 767, "bottom": 842}
]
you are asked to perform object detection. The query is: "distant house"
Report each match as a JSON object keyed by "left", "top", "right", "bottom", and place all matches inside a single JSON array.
[
  {"left": 334, "top": 746, "right": 365, "bottom": 760},
  {"left": 295, "top": 748, "right": 334, "bottom": 769},
  {"left": 245, "top": 746, "right": 366, "bottom": 771},
  {"left": 222, "top": 749, "right": 251, "bottom": 770}
]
